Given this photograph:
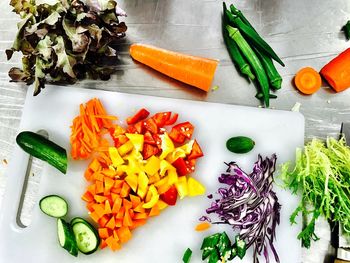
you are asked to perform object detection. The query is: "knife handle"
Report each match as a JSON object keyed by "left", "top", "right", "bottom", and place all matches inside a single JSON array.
[{"left": 335, "top": 259, "right": 350, "bottom": 263}]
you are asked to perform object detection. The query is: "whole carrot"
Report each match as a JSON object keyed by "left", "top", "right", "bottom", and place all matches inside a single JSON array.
[
  {"left": 129, "top": 43, "right": 218, "bottom": 92},
  {"left": 320, "top": 48, "right": 350, "bottom": 92}
]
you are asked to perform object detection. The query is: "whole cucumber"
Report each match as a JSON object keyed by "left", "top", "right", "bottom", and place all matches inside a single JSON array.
[
  {"left": 226, "top": 136, "right": 255, "bottom": 154},
  {"left": 16, "top": 131, "right": 67, "bottom": 174}
]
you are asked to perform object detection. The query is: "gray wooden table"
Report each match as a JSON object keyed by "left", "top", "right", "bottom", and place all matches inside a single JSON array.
[{"left": 1, "top": 0, "right": 350, "bottom": 262}]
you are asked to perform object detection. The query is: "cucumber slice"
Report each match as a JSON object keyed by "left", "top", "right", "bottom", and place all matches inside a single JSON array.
[
  {"left": 39, "top": 195, "right": 68, "bottom": 218},
  {"left": 72, "top": 220, "right": 100, "bottom": 254},
  {"left": 57, "top": 218, "right": 78, "bottom": 257},
  {"left": 70, "top": 217, "right": 86, "bottom": 225}
]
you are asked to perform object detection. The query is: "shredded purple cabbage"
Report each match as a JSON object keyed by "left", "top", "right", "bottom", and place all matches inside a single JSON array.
[{"left": 206, "top": 154, "right": 281, "bottom": 263}]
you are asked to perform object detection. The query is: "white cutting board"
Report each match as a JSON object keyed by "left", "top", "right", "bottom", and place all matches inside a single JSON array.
[{"left": 0, "top": 85, "right": 304, "bottom": 263}]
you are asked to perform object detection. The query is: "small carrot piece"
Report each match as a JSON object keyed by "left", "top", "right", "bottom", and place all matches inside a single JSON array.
[
  {"left": 106, "top": 216, "right": 116, "bottom": 229},
  {"left": 195, "top": 222, "right": 211, "bottom": 232},
  {"left": 320, "top": 48, "right": 350, "bottom": 92},
  {"left": 294, "top": 67, "right": 322, "bottom": 95},
  {"left": 117, "top": 226, "right": 132, "bottom": 243},
  {"left": 99, "top": 215, "right": 110, "bottom": 228},
  {"left": 105, "top": 236, "right": 121, "bottom": 251},
  {"left": 98, "top": 228, "right": 110, "bottom": 239},
  {"left": 129, "top": 43, "right": 218, "bottom": 92}
]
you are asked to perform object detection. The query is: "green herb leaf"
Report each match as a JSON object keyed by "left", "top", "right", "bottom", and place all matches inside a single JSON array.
[{"left": 182, "top": 248, "right": 192, "bottom": 263}]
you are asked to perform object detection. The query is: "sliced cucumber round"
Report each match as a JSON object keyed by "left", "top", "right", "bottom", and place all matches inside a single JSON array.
[
  {"left": 72, "top": 219, "right": 100, "bottom": 255},
  {"left": 70, "top": 217, "right": 86, "bottom": 226},
  {"left": 39, "top": 195, "right": 68, "bottom": 218},
  {"left": 57, "top": 218, "right": 78, "bottom": 257}
]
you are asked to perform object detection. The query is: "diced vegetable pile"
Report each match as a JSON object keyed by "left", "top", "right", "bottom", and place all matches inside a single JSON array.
[
  {"left": 204, "top": 155, "right": 281, "bottom": 263},
  {"left": 70, "top": 99, "right": 205, "bottom": 251},
  {"left": 7, "top": 0, "right": 127, "bottom": 95}
]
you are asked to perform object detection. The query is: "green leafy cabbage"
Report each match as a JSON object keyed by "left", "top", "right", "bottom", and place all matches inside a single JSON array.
[
  {"left": 280, "top": 137, "right": 350, "bottom": 248},
  {"left": 7, "top": 0, "right": 127, "bottom": 95}
]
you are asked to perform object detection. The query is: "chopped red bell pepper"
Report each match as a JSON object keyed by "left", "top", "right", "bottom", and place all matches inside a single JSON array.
[
  {"left": 172, "top": 157, "right": 190, "bottom": 176},
  {"left": 187, "top": 140, "right": 203, "bottom": 160},
  {"left": 126, "top": 108, "right": 150, "bottom": 125},
  {"left": 144, "top": 131, "right": 156, "bottom": 145},
  {"left": 113, "top": 135, "right": 129, "bottom": 148},
  {"left": 152, "top": 112, "right": 171, "bottom": 127},
  {"left": 169, "top": 127, "right": 186, "bottom": 144},
  {"left": 142, "top": 143, "right": 159, "bottom": 160},
  {"left": 164, "top": 113, "right": 178, "bottom": 125},
  {"left": 160, "top": 185, "right": 178, "bottom": 206},
  {"left": 152, "top": 134, "right": 162, "bottom": 150},
  {"left": 185, "top": 158, "right": 196, "bottom": 173},
  {"left": 143, "top": 118, "right": 158, "bottom": 134}
]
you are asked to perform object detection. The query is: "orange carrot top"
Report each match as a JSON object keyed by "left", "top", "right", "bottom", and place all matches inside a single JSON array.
[{"left": 129, "top": 43, "right": 218, "bottom": 92}]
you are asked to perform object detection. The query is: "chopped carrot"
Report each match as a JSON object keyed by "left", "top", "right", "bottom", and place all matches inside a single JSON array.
[
  {"left": 116, "top": 206, "right": 125, "bottom": 219},
  {"left": 129, "top": 43, "right": 218, "bottom": 92},
  {"left": 294, "top": 67, "right": 321, "bottom": 95},
  {"left": 112, "top": 197, "right": 122, "bottom": 214},
  {"left": 89, "top": 211, "right": 100, "bottom": 223},
  {"left": 86, "top": 184, "right": 96, "bottom": 195},
  {"left": 134, "top": 203, "right": 146, "bottom": 213},
  {"left": 130, "top": 219, "right": 147, "bottom": 230},
  {"left": 320, "top": 48, "right": 350, "bottom": 92},
  {"left": 98, "top": 228, "right": 110, "bottom": 239},
  {"left": 106, "top": 216, "right": 116, "bottom": 229},
  {"left": 129, "top": 194, "right": 141, "bottom": 208},
  {"left": 104, "top": 177, "right": 115, "bottom": 191},
  {"left": 100, "top": 239, "right": 108, "bottom": 249},
  {"left": 105, "top": 200, "right": 112, "bottom": 214},
  {"left": 113, "top": 229, "right": 120, "bottom": 241},
  {"left": 148, "top": 204, "right": 160, "bottom": 217},
  {"left": 95, "top": 181, "right": 104, "bottom": 194},
  {"left": 123, "top": 199, "right": 133, "bottom": 210},
  {"left": 94, "top": 194, "right": 107, "bottom": 203},
  {"left": 105, "top": 236, "right": 121, "bottom": 251},
  {"left": 86, "top": 202, "right": 95, "bottom": 212},
  {"left": 133, "top": 212, "right": 148, "bottom": 220},
  {"left": 117, "top": 226, "right": 132, "bottom": 243},
  {"left": 115, "top": 218, "right": 123, "bottom": 228},
  {"left": 195, "top": 222, "right": 211, "bottom": 232},
  {"left": 92, "top": 203, "right": 105, "bottom": 218},
  {"left": 84, "top": 169, "right": 94, "bottom": 181},
  {"left": 120, "top": 182, "right": 131, "bottom": 198},
  {"left": 98, "top": 215, "right": 110, "bottom": 228},
  {"left": 123, "top": 209, "right": 133, "bottom": 227},
  {"left": 93, "top": 172, "right": 104, "bottom": 182},
  {"left": 81, "top": 191, "right": 94, "bottom": 202}
]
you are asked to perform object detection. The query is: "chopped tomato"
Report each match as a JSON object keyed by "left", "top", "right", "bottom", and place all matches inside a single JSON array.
[
  {"left": 134, "top": 121, "right": 144, "bottom": 134},
  {"left": 187, "top": 140, "right": 203, "bottom": 160},
  {"left": 164, "top": 113, "right": 178, "bottom": 125},
  {"left": 126, "top": 125, "right": 138, "bottom": 134},
  {"left": 160, "top": 185, "right": 178, "bottom": 206},
  {"left": 144, "top": 118, "right": 158, "bottom": 134},
  {"left": 152, "top": 112, "right": 171, "bottom": 127},
  {"left": 142, "top": 143, "right": 159, "bottom": 160},
  {"left": 144, "top": 131, "right": 156, "bottom": 145},
  {"left": 126, "top": 108, "right": 150, "bottom": 125},
  {"left": 172, "top": 157, "right": 190, "bottom": 176}
]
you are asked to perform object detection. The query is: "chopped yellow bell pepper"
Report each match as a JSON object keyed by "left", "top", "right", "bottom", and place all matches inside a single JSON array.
[
  {"left": 154, "top": 176, "right": 169, "bottom": 188},
  {"left": 117, "top": 140, "right": 134, "bottom": 156},
  {"left": 148, "top": 172, "right": 160, "bottom": 185},
  {"left": 167, "top": 169, "right": 178, "bottom": 185},
  {"left": 175, "top": 176, "right": 188, "bottom": 199},
  {"left": 159, "top": 160, "right": 176, "bottom": 177},
  {"left": 137, "top": 171, "right": 149, "bottom": 199},
  {"left": 159, "top": 133, "right": 175, "bottom": 159},
  {"left": 144, "top": 155, "right": 160, "bottom": 176},
  {"left": 125, "top": 173, "right": 138, "bottom": 192},
  {"left": 125, "top": 133, "right": 144, "bottom": 152},
  {"left": 157, "top": 200, "right": 168, "bottom": 210},
  {"left": 166, "top": 140, "right": 194, "bottom": 163},
  {"left": 157, "top": 182, "right": 171, "bottom": 195},
  {"left": 112, "top": 125, "right": 125, "bottom": 136},
  {"left": 142, "top": 185, "right": 159, "bottom": 209},
  {"left": 188, "top": 177, "right": 206, "bottom": 196},
  {"left": 109, "top": 147, "right": 124, "bottom": 167}
]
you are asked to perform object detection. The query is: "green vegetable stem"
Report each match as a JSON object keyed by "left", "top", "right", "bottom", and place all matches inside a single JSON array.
[
  {"left": 343, "top": 20, "right": 350, "bottom": 40},
  {"left": 226, "top": 25, "right": 270, "bottom": 107}
]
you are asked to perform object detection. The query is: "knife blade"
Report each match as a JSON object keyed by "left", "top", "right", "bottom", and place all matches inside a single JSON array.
[{"left": 334, "top": 123, "right": 350, "bottom": 263}]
